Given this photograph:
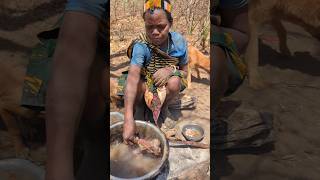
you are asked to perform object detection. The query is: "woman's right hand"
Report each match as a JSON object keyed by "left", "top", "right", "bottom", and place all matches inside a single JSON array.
[{"left": 123, "top": 116, "right": 136, "bottom": 144}]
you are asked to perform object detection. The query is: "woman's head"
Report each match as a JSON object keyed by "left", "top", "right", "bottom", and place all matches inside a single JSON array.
[{"left": 143, "top": 0, "right": 173, "bottom": 46}]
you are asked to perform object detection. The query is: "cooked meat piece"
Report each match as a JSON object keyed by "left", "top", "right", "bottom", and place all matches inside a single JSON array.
[{"left": 133, "top": 137, "right": 161, "bottom": 156}]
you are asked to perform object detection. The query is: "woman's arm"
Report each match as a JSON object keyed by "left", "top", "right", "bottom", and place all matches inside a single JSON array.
[
  {"left": 45, "top": 12, "right": 98, "bottom": 180},
  {"left": 123, "top": 65, "right": 141, "bottom": 143}
]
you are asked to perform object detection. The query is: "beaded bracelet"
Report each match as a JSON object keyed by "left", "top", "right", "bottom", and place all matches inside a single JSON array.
[{"left": 168, "top": 65, "right": 184, "bottom": 78}]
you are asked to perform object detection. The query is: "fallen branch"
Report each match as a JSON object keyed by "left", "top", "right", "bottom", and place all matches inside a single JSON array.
[
  {"left": 110, "top": 49, "right": 126, "bottom": 59},
  {"left": 169, "top": 140, "right": 209, "bottom": 149},
  {"left": 271, "top": 82, "right": 320, "bottom": 90}
]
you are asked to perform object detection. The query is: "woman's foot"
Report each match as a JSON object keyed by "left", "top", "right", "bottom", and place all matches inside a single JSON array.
[{"left": 159, "top": 107, "right": 177, "bottom": 129}]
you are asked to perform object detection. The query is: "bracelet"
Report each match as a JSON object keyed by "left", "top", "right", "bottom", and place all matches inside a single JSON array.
[
  {"left": 171, "top": 69, "right": 184, "bottom": 78},
  {"left": 168, "top": 65, "right": 177, "bottom": 73},
  {"left": 165, "top": 65, "right": 183, "bottom": 78}
]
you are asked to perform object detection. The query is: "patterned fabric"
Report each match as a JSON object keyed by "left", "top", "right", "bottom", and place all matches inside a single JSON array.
[
  {"left": 128, "top": 34, "right": 179, "bottom": 73},
  {"left": 144, "top": 0, "right": 172, "bottom": 13},
  {"left": 211, "top": 31, "right": 247, "bottom": 96},
  {"left": 21, "top": 39, "right": 56, "bottom": 110}
]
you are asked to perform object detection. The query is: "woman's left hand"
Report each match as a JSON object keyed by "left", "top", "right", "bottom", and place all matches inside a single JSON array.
[{"left": 153, "top": 67, "right": 173, "bottom": 87}]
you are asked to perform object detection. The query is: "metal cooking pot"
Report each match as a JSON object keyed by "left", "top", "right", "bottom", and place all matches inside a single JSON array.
[{"left": 110, "top": 120, "right": 169, "bottom": 180}]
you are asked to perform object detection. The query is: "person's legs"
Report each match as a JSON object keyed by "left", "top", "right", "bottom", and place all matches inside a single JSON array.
[
  {"left": 135, "top": 79, "right": 147, "bottom": 105},
  {"left": 158, "top": 76, "right": 181, "bottom": 125},
  {"left": 212, "top": 45, "right": 229, "bottom": 112},
  {"left": 164, "top": 76, "right": 181, "bottom": 106},
  {"left": 220, "top": 5, "right": 249, "bottom": 54},
  {"left": 211, "top": 5, "right": 249, "bottom": 117},
  {"left": 133, "top": 79, "right": 147, "bottom": 120}
]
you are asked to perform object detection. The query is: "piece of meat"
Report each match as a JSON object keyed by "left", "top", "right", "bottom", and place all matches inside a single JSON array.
[{"left": 133, "top": 137, "right": 162, "bottom": 157}]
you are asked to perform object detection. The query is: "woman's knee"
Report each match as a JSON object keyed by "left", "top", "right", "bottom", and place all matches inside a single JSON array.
[
  {"left": 212, "top": 45, "right": 229, "bottom": 93},
  {"left": 134, "top": 80, "right": 146, "bottom": 104},
  {"left": 166, "top": 76, "right": 181, "bottom": 94}
]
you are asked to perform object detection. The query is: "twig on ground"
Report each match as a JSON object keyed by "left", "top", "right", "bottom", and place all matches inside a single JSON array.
[{"left": 169, "top": 140, "right": 209, "bottom": 149}]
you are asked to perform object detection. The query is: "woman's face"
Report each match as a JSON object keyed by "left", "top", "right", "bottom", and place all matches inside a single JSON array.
[{"left": 144, "top": 9, "right": 171, "bottom": 46}]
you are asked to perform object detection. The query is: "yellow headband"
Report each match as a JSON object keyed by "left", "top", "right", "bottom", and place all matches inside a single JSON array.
[{"left": 144, "top": 0, "right": 172, "bottom": 13}]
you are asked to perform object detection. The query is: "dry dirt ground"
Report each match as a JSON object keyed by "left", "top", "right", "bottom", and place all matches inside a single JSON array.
[{"left": 215, "top": 22, "right": 320, "bottom": 180}]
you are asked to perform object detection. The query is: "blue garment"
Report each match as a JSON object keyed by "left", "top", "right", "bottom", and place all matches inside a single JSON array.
[
  {"left": 65, "top": 0, "right": 108, "bottom": 20},
  {"left": 130, "top": 32, "right": 188, "bottom": 67},
  {"left": 219, "top": 0, "right": 248, "bottom": 9}
]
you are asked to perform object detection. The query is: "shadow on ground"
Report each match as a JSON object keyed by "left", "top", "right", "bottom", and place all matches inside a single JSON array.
[{"left": 259, "top": 41, "right": 320, "bottom": 77}]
